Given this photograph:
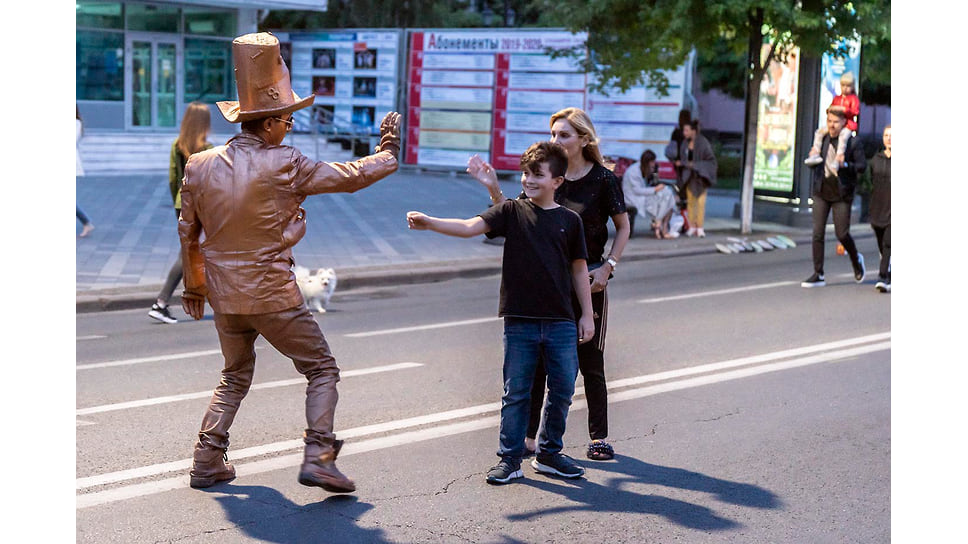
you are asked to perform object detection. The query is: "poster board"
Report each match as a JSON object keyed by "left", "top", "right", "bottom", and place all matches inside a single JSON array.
[
  {"left": 752, "top": 46, "right": 802, "bottom": 193},
  {"left": 405, "top": 29, "right": 587, "bottom": 169},
  {"left": 288, "top": 30, "right": 402, "bottom": 134},
  {"left": 587, "top": 54, "right": 694, "bottom": 180}
]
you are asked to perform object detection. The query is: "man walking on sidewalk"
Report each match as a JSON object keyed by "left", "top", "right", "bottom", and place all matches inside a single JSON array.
[
  {"left": 178, "top": 32, "right": 401, "bottom": 492},
  {"left": 801, "top": 106, "right": 867, "bottom": 288}
]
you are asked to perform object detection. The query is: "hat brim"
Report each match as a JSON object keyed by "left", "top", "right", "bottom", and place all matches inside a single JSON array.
[{"left": 217, "top": 91, "right": 315, "bottom": 123}]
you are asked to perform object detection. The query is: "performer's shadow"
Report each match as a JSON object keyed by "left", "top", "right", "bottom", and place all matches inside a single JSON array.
[
  {"left": 204, "top": 484, "right": 395, "bottom": 544},
  {"left": 509, "top": 454, "right": 782, "bottom": 531}
]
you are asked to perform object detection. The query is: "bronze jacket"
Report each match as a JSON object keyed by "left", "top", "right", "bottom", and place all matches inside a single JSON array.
[{"left": 178, "top": 132, "right": 398, "bottom": 314}]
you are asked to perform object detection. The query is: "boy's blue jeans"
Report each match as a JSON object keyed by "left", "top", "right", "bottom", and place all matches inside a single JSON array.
[{"left": 498, "top": 317, "right": 579, "bottom": 461}]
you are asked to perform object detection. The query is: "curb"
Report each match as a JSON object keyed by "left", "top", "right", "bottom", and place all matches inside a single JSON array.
[{"left": 76, "top": 229, "right": 873, "bottom": 314}]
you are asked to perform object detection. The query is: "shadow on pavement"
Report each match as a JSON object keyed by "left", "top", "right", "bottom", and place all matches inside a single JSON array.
[
  {"left": 507, "top": 454, "right": 781, "bottom": 531},
  {"left": 206, "top": 484, "right": 395, "bottom": 543}
]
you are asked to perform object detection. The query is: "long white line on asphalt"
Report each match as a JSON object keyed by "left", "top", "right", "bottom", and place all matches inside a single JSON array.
[
  {"left": 75, "top": 362, "right": 423, "bottom": 416},
  {"left": 76, "top": 332, "right": 889, "bottom": 508},
  {"left": 77, "top": 348, "right": 227, "bottom": 371},
  {"left": 76, "top": 335, "right": 107, "bottom": 341},
  {"left": 637, "top": 273, "right": 859, "bottom": 304},
  {"left": 344, "top": 317, "right": 501, "bottom": 338}
]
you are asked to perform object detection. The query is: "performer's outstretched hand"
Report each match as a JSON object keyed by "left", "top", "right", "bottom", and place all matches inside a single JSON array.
[{"left": 376, "top": 112, "right": 401, "bottom": 158}]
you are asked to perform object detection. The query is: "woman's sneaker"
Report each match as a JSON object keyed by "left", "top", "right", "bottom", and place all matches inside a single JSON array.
[
  {"left": 486, "top": 458, "right": 523, "bottom": 485},
  {"left": 852, "top": 253, "right": 866, "bottom": 283},
  {"left": 532, "top": 453, "right": 585, "bottom": 478},
  {"left": 149, "top": 303, "right": 178, "bottom": 324},
  {"left": 875, "top": 278, "right": 891, "bottom": 293},
  {"left": 801, "top": 273, "right": 826, "bottom": 288}
]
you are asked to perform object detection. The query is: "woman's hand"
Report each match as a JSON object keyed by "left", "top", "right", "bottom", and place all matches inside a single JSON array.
[
  {"left": 467, "top": 154, "right": 499, "bottom": 190},
  {"left": 589, "top": 266, "right": 610, "bottom": 293}
]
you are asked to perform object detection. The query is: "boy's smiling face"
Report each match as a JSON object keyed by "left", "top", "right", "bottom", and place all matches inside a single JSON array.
[{"left": 520, "top": 162, "right": 562, "bottom": 203}]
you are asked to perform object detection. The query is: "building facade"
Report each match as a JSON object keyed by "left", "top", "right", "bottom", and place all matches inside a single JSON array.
[{"left": 76, "top": 0, "right": 326, "bottom": 132}]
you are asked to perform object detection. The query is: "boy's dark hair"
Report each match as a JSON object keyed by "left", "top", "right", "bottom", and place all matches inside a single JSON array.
[
  {"left": 520, "top": 141, "right": 568, "bottom": 179},
  {"left": 640, "top": 149, "right": 657, "bottom": 164}
]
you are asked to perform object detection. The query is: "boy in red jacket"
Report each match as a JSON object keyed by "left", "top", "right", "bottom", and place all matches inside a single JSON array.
[{"left": 805, "top": 71, "right": 860, "bottom": 168}]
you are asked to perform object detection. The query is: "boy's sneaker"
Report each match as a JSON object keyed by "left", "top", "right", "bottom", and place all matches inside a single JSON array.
[
  {"left": 532, "top": 453, "right": 585, "bottom": 479},
  {"left": 485, "top": 459, "right": 523, "bottom": 485},
  {"left": 149, "top": 303, "right": 178, "bottom": 324},
  {"left": 801, "top": 273, "right": 825, "bottom": 288},
  {"left": 852, "top": 253, "right": 866, "bottom": 283},
  {"left": 804, "top": 155, "right": 823, "bottom": 166},
  {"left": 875, "top": 278, "right": 891, "bottom": 293}
]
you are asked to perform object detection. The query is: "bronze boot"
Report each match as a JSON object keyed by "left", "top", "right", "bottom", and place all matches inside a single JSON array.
[
  {"left": 298, "top": 439, "right": 355, "bottom": 493},
  {"left": 189, "top": 446, "right": 236, "bottom": 489}
]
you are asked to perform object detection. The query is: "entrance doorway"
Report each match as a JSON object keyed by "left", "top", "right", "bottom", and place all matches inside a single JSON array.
[{"left": 126, "top": 33, "right": 182, "bottom": 129}]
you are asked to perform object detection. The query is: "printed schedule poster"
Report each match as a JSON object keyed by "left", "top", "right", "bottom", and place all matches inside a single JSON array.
[
  {"left": 405, "top": 29, "right": 587, "bottom": 169},
  {"left": 586, "top": 54, "right": 694, "bottom": 181},
  {"left": 289, "top": 30, "right": 401, "bottom": 134}
]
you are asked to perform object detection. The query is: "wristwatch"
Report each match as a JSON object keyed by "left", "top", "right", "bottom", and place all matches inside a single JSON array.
[{"left": 606, "top": 256, "right": 618, "bottom": 270}]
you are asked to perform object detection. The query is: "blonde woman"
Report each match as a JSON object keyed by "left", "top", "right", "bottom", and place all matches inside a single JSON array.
[
  {"left": 149, "top": 102, "right": 213, "bottom": 324},
  {"left": 468, "top": 107, "right": 630, "bottom": 461}
]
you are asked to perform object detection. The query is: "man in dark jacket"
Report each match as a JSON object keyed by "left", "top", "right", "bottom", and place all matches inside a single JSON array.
[
  {"left": 179, "top": 32, "right": 401, "bottom": 492},
  {"left": 801, "top": 106, "right": 867, "bottom": 288}
]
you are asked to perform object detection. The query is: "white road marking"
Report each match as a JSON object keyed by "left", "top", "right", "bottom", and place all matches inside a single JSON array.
[
  {"left": 77, "top": 349, "right": 226, "bottom": 371},
  {"left": 77, "top": 335, "right": 107, "bottom": 341},
  {"left": 638, "top": 281, "right": 797, "bottom": 303},
  {"left": 76, "top": 333, "right": 890, "bottom": 508},
  {"left": 637, "top": 273, "right": 860, "bottom": 304},
  {"left": 76, "top": 362, "right": 423, "bottom": 416},
  {"left": 344, "top": 317, "right": 501, "bottom": 338}
]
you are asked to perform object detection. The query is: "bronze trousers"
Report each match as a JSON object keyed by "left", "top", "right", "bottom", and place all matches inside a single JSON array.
[{"left": 196, "top": 305, "right": 341, "bottom": 454}]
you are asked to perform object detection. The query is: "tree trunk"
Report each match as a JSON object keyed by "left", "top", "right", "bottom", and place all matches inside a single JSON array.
[{"left": 740, "top": 9, "right": 767, "bottom": 235}]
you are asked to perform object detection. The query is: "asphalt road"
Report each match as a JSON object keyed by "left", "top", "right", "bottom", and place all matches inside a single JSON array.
[{"left": 76, "top": 238, "right": 890, "bottom": 543}]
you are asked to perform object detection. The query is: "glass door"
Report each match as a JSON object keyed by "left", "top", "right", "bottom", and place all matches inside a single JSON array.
[{"left": 126, "top": 34, "right": 181, "bottom": 129}]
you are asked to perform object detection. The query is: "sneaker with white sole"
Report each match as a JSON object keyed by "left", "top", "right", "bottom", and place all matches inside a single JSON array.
[
  {"left": 149, "top": 303, "right": 178, "bottom": 324},
  {"left": 852, "top": 253, "right": 866, "bottom": 283},
  {"left": 532, "top": 453, "right": 585, "bottom": 479},
  {"left": 804, "top": 155, "right": 823, "bottom": 166},
  {"left": 875, "top": 278, "right": 891, "bottom": 293},
  {"left": 801, "top": 273, "right": 826, "bottom": 288},
  {"left": 486, "top": 458, "right": 523, "bottom": 485}
]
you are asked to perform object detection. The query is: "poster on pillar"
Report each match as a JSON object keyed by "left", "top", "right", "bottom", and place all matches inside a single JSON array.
[
  {"left": 818, "top": 38, "right": 861, "bottom": 133},
  {"left": 404, "top": 29, "right": 587, "bottom": 169},
  {"left": 752, "top": 44, "right": 801, "bottom": 194}
]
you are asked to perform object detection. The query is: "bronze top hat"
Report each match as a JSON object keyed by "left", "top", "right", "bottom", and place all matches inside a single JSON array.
[{"left": 216, "top": 32, "right": 314, "bottom": 123}]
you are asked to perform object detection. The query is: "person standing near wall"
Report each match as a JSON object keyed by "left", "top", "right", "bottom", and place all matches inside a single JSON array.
[
  {"left": 676, "top": 120, "right": 718, "bottom": 238},
  {"left": 148, "top": 102, "right": 213, "bottom": 324}
]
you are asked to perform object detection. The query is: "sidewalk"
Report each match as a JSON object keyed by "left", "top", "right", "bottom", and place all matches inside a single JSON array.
[{"left": 75, "top": 167, "right": 841, "bottom": 313}]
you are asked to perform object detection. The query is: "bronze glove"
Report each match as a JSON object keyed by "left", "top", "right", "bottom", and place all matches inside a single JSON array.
[
  {"left": 181, "top": 290, "right": 207, "bottom": 321},
  {"left": 375, "top": 111, "right": 401, "bottom": 158}
]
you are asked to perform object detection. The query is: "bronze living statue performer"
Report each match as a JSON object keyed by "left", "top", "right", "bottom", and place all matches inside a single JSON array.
[{"left": 179, "top": 32, "right": 401, "bottom": 493}]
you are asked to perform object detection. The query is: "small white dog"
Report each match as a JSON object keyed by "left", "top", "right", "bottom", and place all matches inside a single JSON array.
[{"left": 294, "top": 266, "right": 338, "bottom": 313}]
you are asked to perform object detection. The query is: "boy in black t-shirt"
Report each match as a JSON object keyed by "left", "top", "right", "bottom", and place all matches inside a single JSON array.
[{"left": 406, "top": 141, "right": 595, "bottom": 484}]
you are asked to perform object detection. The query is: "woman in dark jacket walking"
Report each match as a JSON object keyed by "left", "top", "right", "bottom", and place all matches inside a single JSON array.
[{"left": 868, "top": 125, "right": 891, "bottom": 292}]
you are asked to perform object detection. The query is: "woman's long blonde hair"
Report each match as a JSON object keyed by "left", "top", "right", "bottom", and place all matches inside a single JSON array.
[
  {"left": 177, "top": 102, "right": 212, "bottom": 158},
  {"left": 549, "top": 107, "right": 607, "bottom": 167}
]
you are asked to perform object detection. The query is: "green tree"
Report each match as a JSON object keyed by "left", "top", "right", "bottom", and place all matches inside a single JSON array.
[{"left": 536, "top": 0, "right": 890, "bottom": 233}]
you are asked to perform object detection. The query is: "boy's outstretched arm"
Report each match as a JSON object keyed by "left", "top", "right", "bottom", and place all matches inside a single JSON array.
[
  {"left": 407, "top": 211, "right": 490, "bottom": 238},
  {"left": 571, "top": 259, "right": 595, "bottom": 344}
]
